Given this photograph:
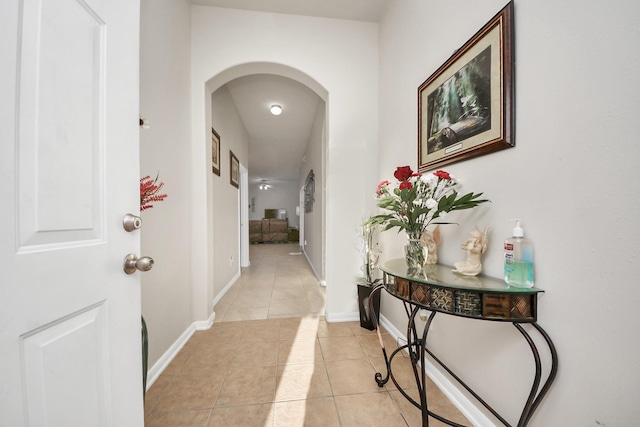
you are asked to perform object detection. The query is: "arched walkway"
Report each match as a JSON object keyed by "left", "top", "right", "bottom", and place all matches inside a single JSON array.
[{"left": 203, "top": 62, "right": 327, "bottom": 321}]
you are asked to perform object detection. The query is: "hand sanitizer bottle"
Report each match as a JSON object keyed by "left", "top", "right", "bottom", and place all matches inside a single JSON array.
[{"left": 504, "top": 219, "right": 535, "bottom": 288}]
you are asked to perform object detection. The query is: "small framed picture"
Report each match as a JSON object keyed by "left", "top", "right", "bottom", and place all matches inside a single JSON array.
[
  {"left": 229, "top": 150, "right": 239, "bottom": 188},
  {"left": 211, "top": 127, "right": 221, "bottom": 176}
]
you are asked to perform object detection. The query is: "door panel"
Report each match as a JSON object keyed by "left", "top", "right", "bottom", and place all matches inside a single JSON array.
[
  {"left": 0, "top": 0, "right": 142, "bottom": 426},
  {"left": 18, "top": 0, "right": 105, "bottom": 249},
  {"left": 20, "top": 302, "right": 110, "bottom": 427}
]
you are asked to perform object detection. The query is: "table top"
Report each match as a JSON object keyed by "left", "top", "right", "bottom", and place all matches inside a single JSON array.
[{"left": 379, "top": 258, "right": 544, "bottom": 295}]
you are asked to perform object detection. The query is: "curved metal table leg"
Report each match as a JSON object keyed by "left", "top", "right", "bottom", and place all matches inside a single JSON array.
[
  {"left": 373, "top": 303, "right": 467, "bottom": 427},
  {"left": 513, "top": 323, "right": 558, "bottom": 427},
  {"left": 368, "top": 284, "right": 391, "bottom": 387}
]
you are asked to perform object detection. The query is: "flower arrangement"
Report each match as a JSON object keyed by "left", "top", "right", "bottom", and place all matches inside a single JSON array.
[
  {"left": 367, "top": 166, "right": 489, "bottom": 241},
  {"left": 140, "top": 174, "right": 168, "bottom": 211}
]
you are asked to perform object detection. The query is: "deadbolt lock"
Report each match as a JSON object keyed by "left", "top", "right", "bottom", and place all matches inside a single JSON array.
[{"left": 123, "top": 214, "right": 142, "bottom": 232}]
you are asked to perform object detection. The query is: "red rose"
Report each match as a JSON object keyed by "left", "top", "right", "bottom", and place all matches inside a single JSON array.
[
  {"left": 399, "top": 180, "right": 413, "bottom": 190},
  {"left": 434, "top": 170, "right": 451, "bottom": 180},
  {"left": 394, "top": 166, "right": 413, "bottom": 181}
]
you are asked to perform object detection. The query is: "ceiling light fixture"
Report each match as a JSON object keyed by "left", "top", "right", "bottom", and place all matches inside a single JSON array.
[
  {"left": 259, "top": 180, "right": 272, "bottom": 190},
  {"left": 270, "top": 104, "right": 282, "bottom": 116}
]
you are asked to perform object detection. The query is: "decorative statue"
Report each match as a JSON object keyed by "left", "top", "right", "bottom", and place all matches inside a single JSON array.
[
  {"left": 453, "top": 225, "right": 489, "bottom": 276},
  {"left": 420, "top": 226, "right": 441, "bottom": 265}
]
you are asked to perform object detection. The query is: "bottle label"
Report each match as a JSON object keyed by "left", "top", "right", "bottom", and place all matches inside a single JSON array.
[{"left": 504, "top": 243, "right": 514, "bottom": 250}]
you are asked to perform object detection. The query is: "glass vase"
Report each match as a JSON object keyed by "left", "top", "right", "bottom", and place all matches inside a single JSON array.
[{"left": 404, "top": 239, "right": 426, "bottom": 271}]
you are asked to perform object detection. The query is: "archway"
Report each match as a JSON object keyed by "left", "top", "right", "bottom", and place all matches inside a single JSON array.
[{"left": 201, "top": 63, "right": 328, "bottom": 321}]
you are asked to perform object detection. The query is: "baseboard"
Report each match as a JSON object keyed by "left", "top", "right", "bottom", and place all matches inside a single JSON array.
[
  {"left": 148, "top": 270, "right": 239, "bottom": 391},
  {"left": 302, "top": 248, "right": 325, "bottom": 286},
  {"left": 377, "top": 315, "right": 497, "bottom": 427},
  {"left": 212, "top": 270, "right": 241, "bottom": 307},
  {"left": 194, "top": 311, "right": 216, "bottom": 331},
  {"left": 325, "top": 311, "right": 359, "bottom": 323},
  {"left": 145, "top": 311, "right": 215, "bottom": 391}
]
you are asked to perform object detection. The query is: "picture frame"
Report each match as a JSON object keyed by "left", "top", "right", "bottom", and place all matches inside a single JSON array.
[
  {"left": 418, "top": 1, "right": 514, "bottom": 172},
  {"left": 304, "top": 170, "right": 315, "bottom": 213},
  {"left": 211, "top": 127, "right": 221, "bottom": 176},
  {"left": 229, "top": 150, "right": 239, "bottom": 188}
]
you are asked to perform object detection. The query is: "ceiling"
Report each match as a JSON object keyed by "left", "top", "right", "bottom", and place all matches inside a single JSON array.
[
  {"left": 198, "top": 0, "right": 390, "bottom": 186},
  {"left": 191, "top": 0, "right": 390, "bottom": 23},
  {"left": 225, "top": 75, "right": 321, "bottom": 184}
]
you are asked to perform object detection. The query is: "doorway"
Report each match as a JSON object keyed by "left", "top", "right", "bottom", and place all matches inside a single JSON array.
[{"left": 205, "top": 64, "right": 327, "bottom": 318}]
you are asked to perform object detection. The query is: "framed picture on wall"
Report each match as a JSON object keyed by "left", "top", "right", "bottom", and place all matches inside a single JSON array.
[
  {"left": 304, "top": 169, "right": 315, "bottom": 213},
  {"left": 230, "top": 150, "right": 239, "bottom": 188},
  {"left": 211, "top": 127, "right": 221, "bottom": 176},
  {"left": 418, "top": 1, "right": 514, "bottom": 172}
]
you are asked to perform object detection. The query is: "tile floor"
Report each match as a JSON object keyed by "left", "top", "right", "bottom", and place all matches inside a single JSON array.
[{"left": 144, "top": 243, "right": 470, "bottom": 426}]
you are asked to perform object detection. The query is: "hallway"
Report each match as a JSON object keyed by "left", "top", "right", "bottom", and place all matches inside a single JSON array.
[
  {"left": 215, "top": 243, "right": 326, "bottom": 321},
  {"left": 143, "top": 243, "right": 469, "bottom": 426}
]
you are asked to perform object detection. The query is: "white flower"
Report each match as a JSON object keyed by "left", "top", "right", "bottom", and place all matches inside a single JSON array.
[
  {"left": 420, "top": 173, "right": 438, "bottom": 186},
  {"left": 425, "top": 198, "right": 437, "bottom": 209}
]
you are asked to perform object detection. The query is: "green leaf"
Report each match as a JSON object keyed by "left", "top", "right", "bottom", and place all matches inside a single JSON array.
[{"left": 449, "top": 192, "right": 490, "bottom": 211}]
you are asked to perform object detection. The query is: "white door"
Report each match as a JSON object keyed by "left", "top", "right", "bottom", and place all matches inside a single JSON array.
[{"left": 0, "top": 0, "right": 143, "bottom": 426}]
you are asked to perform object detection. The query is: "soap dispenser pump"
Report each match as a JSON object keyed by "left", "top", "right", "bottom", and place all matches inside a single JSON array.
[{"left": 504, "top": 219, "right": 535, "bottom": 288}]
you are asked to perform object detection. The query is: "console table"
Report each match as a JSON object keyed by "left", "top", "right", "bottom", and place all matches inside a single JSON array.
[{"left": 371, "top": 259, "right": 557, "bottom": 427}]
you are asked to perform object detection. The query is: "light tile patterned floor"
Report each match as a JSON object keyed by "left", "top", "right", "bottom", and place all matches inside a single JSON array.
[{"left": 144, "top": 243, "right": 469, "bottom": 426}]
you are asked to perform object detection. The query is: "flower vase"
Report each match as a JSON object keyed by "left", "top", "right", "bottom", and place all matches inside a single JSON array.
[{"left": 405, "top": 238, "right": 426, "bottom": 271}]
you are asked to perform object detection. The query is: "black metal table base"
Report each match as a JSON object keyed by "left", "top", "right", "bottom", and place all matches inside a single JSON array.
[{"left": 369, "top": 284, "right": 558, "bottom": 427}]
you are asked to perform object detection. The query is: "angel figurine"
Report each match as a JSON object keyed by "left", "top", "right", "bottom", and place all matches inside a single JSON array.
[
  {"left": 453, "top": 225, "right": 489, "bottom": 276},
  {"left": 420, "top": 226, "right": 441, "bottom": 265}
]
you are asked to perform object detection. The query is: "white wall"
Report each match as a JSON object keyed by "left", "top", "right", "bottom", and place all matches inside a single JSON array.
[
  {"left": 210, "top": 86, "right": 249, "bottom": 299},
  {"left": 300, "top": 100, "right": 326, "bottom": 282},
  {"left": 378, "top": 0, "right": 640, "bottom": 425},
  {"left": 191, "top": 7, "right": 380, "bottom": 320},
  {"left": 139, "top": 0, "right": 192, "bottom": 367}
]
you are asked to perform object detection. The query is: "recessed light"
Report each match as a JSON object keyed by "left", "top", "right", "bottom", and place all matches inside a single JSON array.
[{"left": 270, "top": 104, "right": 282, "bottom": 116}]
